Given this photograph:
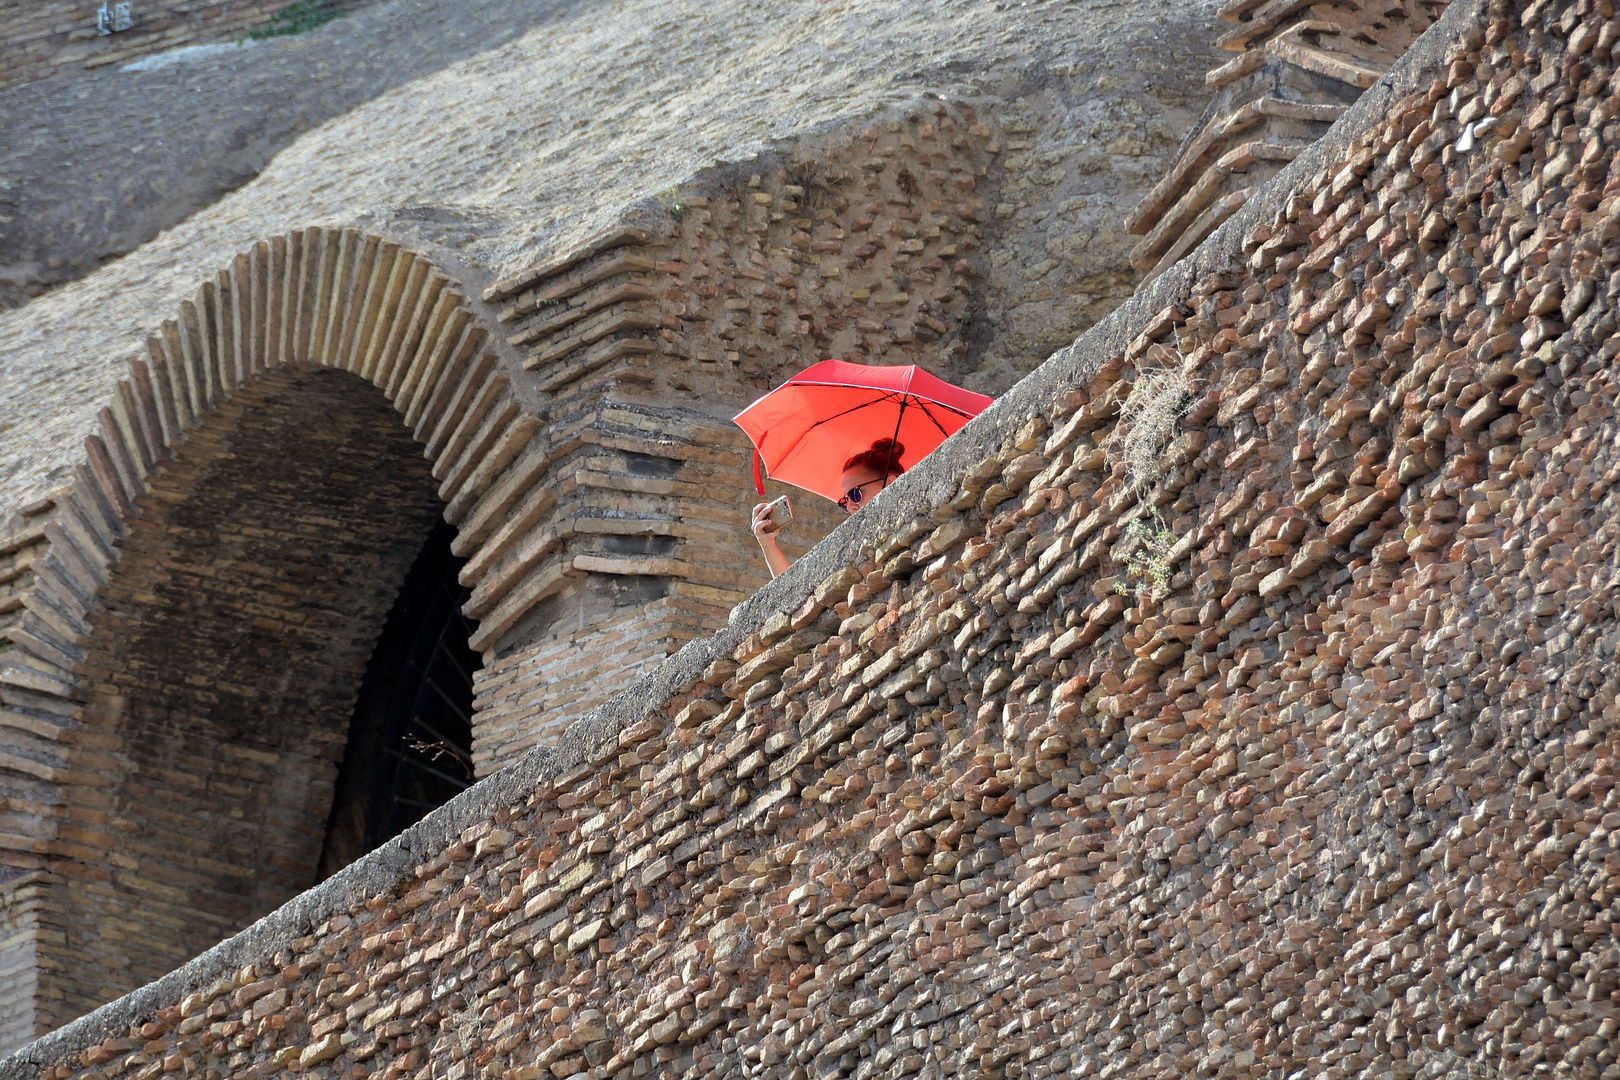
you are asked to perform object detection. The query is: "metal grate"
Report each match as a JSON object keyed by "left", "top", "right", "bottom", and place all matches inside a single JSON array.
[
  {"left": 318, "top": 518, "right": 479, "bottom": 877},
  {"left": 362, "top": 572, "right": 478, "bottom": 851}
]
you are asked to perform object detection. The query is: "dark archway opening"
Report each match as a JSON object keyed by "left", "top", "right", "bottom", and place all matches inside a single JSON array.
[{"left": 318, "top": 518, "right": 478, "bottom": 878}]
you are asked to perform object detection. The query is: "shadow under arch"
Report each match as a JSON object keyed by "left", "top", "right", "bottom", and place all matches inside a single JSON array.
[{"left": 0, "top": 227, "right": 531, "bottom": 1042}]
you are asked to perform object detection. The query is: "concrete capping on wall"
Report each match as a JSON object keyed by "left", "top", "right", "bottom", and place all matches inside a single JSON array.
[{"left": 0, "top": 0, "right": 1486, "bottom": 1070}]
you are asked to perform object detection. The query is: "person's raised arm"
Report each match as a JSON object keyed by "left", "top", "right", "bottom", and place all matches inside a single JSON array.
[{"left": 751, "top": 502, "right": 792, "bottom": 579}]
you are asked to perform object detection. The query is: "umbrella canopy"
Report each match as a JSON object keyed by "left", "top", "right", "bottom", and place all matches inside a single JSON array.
[{"left": 733, "top": 360, "right": 994, "bottom": 503}]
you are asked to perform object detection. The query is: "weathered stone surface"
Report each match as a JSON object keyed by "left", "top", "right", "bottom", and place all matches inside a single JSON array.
[
  {"left": 9, "top": 5, "right": 1620, "bottom": 1080},
  {"left": 0, "top": 0, "right": 381, "bottom": 93}
]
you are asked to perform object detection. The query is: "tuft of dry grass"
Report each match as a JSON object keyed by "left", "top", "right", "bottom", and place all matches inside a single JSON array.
[
  {"left": 1116, "top": 343, "right": 1197, "bottom": 499},
  {"left": 1108, "top": 343, "right": 1197, "bottom": 601}
]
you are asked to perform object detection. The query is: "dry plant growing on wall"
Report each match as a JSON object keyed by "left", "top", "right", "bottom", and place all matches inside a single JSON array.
[
  {"left": 1118, "top": 343, "right": 1197, "bottom": 497},
  {"left": 1112, "top": 343, "right": 1197, "bottom": 600}
]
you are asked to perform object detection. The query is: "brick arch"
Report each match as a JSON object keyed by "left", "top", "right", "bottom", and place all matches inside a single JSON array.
[{"left": 0, "top": 227, "right": 540, "bottom": 1044}]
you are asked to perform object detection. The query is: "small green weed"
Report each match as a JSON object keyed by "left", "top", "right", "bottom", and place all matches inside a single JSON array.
[
  {"left": 1114, "top": 516, "right": 1176, "bottom": 600},
  {"left": 657, "top": 187, "right": 688, "bottom": 222},
  {"left": 244, "top": 0, "right": 342, "bottom": 41}
]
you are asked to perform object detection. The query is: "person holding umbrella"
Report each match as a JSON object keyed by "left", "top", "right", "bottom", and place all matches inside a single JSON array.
[
  {"left": 734, "top": 360, "right": 993, "bottom": 578},
  {"left": 751, "top": 436, "right": 907, "bottom": 576}
]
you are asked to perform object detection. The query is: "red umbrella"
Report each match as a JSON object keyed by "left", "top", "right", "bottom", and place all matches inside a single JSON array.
[{"left": 734, "top": 360, "right": 994, "bottom": 503}]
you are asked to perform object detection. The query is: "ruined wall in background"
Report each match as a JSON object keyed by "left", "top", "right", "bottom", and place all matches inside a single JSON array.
[
  {"left": 0, "top": 0, "right": 375, "bottom": 91},
  {"left": 6, "top": 4, "right": 1620, "bottom": 1080},
  {"left": 969, "top": 51, "right": 1224, "bottom": 394},
  {"left": 466, "top": 105, "right": 998, "bottom": 770},
  {"left": 467, "top": 65, "right": 1219, "bottom": 768},
  {"left": 1125, "top": 0, "right": 1451, "bottom": 282},
  {"left": 0, "top": 232, "right": 532, "bottom": 1049}
]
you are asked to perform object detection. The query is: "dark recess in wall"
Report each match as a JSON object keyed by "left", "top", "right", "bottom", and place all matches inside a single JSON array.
[{"left": 317, "top": 518, "right": 477, "bottom": 880}]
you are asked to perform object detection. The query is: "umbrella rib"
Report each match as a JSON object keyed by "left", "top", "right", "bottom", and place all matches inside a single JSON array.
[
  {"left": 768, "top": 390, "right": 907, "bottom": 465},
  {"left": 771, "top": 380, "right": 980, "bottom": 419},
  {"left": 914, "top": 400, "right": 953, "bottom": 439},
  {"left": 882, "top": 397, "right": 907, "bottom": 494},
  {"left": 801, "top": 390, "right": 907, "bottom": 430}
]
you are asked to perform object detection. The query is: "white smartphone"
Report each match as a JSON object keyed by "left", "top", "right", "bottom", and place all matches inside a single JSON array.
[{"left": 765, "top": 495, "right": 793, "bottom": 528}]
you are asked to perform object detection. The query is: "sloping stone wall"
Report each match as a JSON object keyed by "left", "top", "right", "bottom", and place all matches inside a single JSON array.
[{"left": 6, "top": 4, "right": 1620, "bottom": 1080}]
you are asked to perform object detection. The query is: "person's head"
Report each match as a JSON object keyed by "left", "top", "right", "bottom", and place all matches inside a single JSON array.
[{"left": 838, "top": 438, "right": 905, "bottom": 513}]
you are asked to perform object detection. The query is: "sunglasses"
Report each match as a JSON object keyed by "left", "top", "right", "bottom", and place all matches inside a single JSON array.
[{"left": 837, "top": 478, "right": 887, "bottom": 513}]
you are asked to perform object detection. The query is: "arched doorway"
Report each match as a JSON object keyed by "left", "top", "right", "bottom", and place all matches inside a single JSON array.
[
  {"left": 0, "top": 230, "right": 536, "bottom": 1042},
  {"left": 65, "top": 365, "right": 456, "bottom": 1002}
]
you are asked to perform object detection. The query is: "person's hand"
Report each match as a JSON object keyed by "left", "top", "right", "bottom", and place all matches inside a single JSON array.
[
  {"left": 751, "top": 502, "right": 781, "bottom": 541},
  {"left": 751, "top": 501, "right": 791, "bottom": 579}
]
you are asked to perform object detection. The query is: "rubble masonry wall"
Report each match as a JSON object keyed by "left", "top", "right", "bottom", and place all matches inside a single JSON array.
[{"left": 8, "top": 3, "right": 1620, "bottom": 1080}]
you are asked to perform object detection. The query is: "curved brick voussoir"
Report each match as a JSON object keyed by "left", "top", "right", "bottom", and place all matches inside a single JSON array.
[
  {"left": 0, "top": 225, "right": 534, "bottom": 705},
  {"left": 10, "top": 3, "right": 1620, "bottom": 1080}
]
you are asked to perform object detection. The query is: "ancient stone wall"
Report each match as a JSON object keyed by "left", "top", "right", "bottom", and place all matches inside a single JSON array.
[
  {"left": 0, "top": 0, "right": 374, "bottom": 91},
  {"left": 0, "top": 40, "right": 1223, "bottom": 1037},
  {"left": 0, "top": 505, "right": 52, "bottom": 652},
  {"left": 6, "top": 4, "right": 1620, "bottom": 1080}
]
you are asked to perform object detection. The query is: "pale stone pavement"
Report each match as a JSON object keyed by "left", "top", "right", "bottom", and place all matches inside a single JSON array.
[{"left": 0, "top": 0, "right": 601, "bottom": 311}]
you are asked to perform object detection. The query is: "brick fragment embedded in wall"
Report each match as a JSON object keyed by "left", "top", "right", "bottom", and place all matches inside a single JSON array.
[
  {"left": 20, "top": 3, "right": 1620, "bottom": 1079},
  {"left": 0, "top": 0, "right": 378, "bottom": 92},
  {"left": 0, "top": 504, "right": 52, "bottom": 640}
]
